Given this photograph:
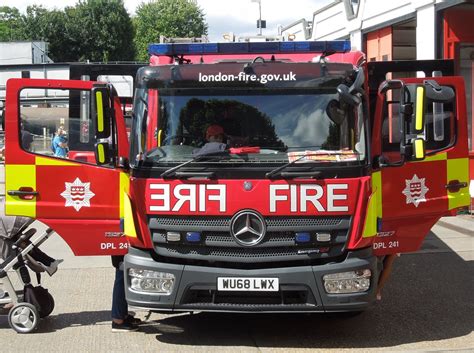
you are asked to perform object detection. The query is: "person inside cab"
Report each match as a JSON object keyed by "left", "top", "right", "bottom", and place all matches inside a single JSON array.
[
  {"left": 193, "top": 124, "right": 227, "bottom": 156},
  {"left": 205, "top": 124, "right": 225, "bottom": 143}
]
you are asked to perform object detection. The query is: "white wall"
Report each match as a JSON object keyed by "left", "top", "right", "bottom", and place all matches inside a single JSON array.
[
  {"left": 283, "top": 0, "right": 443, "bottom": 59},
  {"left": 0, "top": 41, "right": 52, "bottom": 66},
  {"left": 0, "top": 66, "right": 70, "bottom": 101},
  {"left": 416, "top": 4, "right": 436, "bottom": 60},
  {"left": 311, "top": 1, "right": 347, "bottom": 41},
  {"left": 281, "top": 20, "right": 310, "bottom": 41},
  {"left": 0, "top": 42, "right": 32, "bottom": 65}
]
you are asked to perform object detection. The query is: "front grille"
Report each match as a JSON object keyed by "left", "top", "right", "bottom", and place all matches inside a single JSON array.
[
  {"left": 181, "top": 285, "right": 317, "bottom": 308},
  {"left": 151, "top": 217, "right": 230, "bottom": 228},
  {"left": 149, "top": 216, "right": 350, "bottom": 264},
  {"left": 149, "top": 216, "right": 348, "bottom": 232}
]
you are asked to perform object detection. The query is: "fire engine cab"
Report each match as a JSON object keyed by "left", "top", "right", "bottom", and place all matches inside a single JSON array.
[{"left": 3, "top": 40, "right": 470, "bottom": 313}]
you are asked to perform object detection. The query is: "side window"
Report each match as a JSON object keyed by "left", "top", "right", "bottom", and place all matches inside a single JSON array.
[
  {"left": 423, "top": 100, "right": 455, "bottom": 152},
  {"left": 19, "top": 88, "right": 112, "bottom": 165},
  {"left": 381, "top": 85, "right": 456, "bottom": 155}
]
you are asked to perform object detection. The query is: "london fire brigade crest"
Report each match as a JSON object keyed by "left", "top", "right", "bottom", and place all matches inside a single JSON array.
[
  {"left": 61, "top": 178, "right": 95, "bottom": 211},
  {"left": 402, "top": 174, "right": 429, "bottom": 208}
]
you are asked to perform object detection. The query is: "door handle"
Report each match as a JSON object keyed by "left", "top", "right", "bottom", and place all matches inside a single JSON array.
[
  {"left": 7, "top": 188, "right": 39, "bottom": 200},
  {"left": 445, "top": 180, "right": 468, "bottom": 193}
]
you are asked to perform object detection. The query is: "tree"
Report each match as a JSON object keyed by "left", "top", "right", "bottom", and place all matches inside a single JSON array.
[
  {"left": 64, "top": 0, "right": 135, "bottom": 62},
  {"left": 134, "top": 0, "right": 208, "bottom": 61},
  {"left": 0, "top": 6, "right": 23, "bottom": 41},
  {"left": 0, "top": 2, "right": 135, "bottom": 62},
  {"left": 13, "top": 5, "right": 69, "bottom": 62}
]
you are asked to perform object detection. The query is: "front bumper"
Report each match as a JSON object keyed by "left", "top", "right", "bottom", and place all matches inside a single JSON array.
[{"left": 124, "top": 247, "right": 379, "bottom": 313}]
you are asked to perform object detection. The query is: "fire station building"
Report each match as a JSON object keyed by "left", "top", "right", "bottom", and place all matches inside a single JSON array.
[{"left": 282, "top": 0, "right": 474, "bottom": 198}]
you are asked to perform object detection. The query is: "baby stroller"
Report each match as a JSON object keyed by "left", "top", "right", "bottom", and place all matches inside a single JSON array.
[{"left": 0, "top": 216, "right": 59, "bottom": 333}]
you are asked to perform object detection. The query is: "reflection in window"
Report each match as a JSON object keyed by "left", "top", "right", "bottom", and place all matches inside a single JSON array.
[{"left": 19, "top": 88, "right": 104, "bottom": 165}]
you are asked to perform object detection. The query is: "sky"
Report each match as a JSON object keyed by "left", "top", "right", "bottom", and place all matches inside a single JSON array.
[{"left": 1, "top": 0, "right": 329, "bottom": 41}]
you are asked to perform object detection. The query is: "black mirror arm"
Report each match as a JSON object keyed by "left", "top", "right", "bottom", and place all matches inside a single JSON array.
[
  {"left": 377, "top": 155, "right": 406, "bottom": 168},
  {"left": 118, "top": 157, "right": 130, "bottom": 171}
]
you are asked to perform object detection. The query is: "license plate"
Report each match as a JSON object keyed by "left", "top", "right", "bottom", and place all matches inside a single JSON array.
[{"left": 217, "top": 277, "right": 279, "bottom": 291}]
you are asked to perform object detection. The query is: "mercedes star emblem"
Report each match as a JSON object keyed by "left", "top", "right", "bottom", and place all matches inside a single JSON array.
[
  {"left": 243, "top": 181, "right": 253, "bottom": 191},
  {"left": 230, "top": 210, "right": 266, "bottom": 246}
]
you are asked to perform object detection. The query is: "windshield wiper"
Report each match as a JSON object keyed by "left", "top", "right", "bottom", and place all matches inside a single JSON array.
[
  {"left": 265, "top": 155, "right": 322, "bottom": 180},
  {"left": 265, "top": 151, "right": 362, "bottom": 179},
  {"left": 160, "top": 150, "right": 230, "bottom": 179}
]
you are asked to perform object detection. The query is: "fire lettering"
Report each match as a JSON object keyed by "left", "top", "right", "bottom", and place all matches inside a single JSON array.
[
  {"left": 149, "top": 184, "right": 226, "bottom": 212},
  {"left": 269, "top": 184, "right": 349, "bottom": 213}
]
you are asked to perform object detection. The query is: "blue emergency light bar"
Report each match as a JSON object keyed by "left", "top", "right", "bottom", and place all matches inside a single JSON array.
[{"left": 148, "top": 40, "right": 351, "bottom": 56}]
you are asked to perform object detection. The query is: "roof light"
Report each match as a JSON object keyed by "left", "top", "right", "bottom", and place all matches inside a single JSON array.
[{"left": 148, "top": 40, "right": 351, "bottom": 56}]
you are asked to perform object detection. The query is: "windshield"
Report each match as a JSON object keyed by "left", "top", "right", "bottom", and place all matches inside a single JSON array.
[{"left": 130, "top": 87, "right": 366, "bottom": 167}]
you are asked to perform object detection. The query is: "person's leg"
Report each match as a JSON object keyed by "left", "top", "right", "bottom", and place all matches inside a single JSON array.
[
  {"left": 376, "top": 253, "right": 399, "bottom": 300},
  {"left": 111, "top": 267, "right": 138, "bottom": 331},
  {"left": 30, "top": 247, "right": 55, "bottom": 266},
  {"left": 112, "top": 268, "right": 128, "bottom": 322},
  {"left": 26, "top": 246, "right": 63, "bottom": 276}
]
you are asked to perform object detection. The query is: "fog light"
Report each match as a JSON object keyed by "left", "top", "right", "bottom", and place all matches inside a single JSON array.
[
  {"left": 166, "top": 231, "right": 181, "bottom": 242},
  {"left": 316, "top": 232, "right": 331, "bottom": 242},
  {"left": 323, "top": 269, "right": 371, "bottom": 294},
  {"left": 129, "top": 268, "right": 175, "bottom": 295},
  {"left": 0, "top": 288, "right": 5, "bottom": 299}
]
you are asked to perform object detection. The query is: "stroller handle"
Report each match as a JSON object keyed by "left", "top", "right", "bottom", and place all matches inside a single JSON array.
[{"left": 13, "top": 228, "right": 37, "bottom": 248}]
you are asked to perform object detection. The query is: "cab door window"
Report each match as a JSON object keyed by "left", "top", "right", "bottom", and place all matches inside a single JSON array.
[
  {"left": 381, "top": 85, "right": 456, "bottom": 156},
  {"left": 19, "top": 88, "right": 113, "bottom": 165}
]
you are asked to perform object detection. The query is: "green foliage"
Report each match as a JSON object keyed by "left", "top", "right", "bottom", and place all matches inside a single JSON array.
[
  {"left": 0, "top": 6, "right": 22, "bottom": 41},
  {"left": 134, "top": 0, "right": 208, "bottom": 61},
  {"left": 64, "top": 0, "right": 135, "bottom": 62},
  {"left": 0, "top": 0, "right": 208, "bottom": 62},
  {"left": 0, "top": 1, "right": 134, "bottom": 62},
  {"left": 14, "top": 5, "right": 70, "bottom": 62}
]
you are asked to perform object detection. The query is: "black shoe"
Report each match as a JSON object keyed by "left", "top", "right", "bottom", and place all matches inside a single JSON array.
[
  {"left": 125, "top": 315, "right": 143, "bottom": 325},
  {"left": 112, "top": 320, "right": 139, "bottom": 332},
  {"left": 40, "top": 259, "right": 63, "bottom": 276}
]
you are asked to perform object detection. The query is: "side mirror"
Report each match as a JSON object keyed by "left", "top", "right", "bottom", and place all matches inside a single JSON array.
[
  {"left": 94, "top": 142, "right": 111, "bottom": 165},
  {"left": 326, "top": 100, "right": 346, "bottom": 125},
  {"left": 413, "top": 85, "right": 425, "bottom": 134},
  {"left": 424, "top": 80, "right": 455, "bottom": 103},
  {"left": 337, "top": 84, "right": 361, "bottom": 106},
  {"left": 91, "top": 85, "right": 112, "bottom": 140}
]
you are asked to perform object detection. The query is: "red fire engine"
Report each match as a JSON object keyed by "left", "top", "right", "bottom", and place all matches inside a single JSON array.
[{"left": 3, "top": 40, "right": 470, "bottom": 313}]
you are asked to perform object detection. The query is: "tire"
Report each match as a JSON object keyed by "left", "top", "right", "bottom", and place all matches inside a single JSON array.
[
  {"left": 39, "top": 292, "right": 55, "bottom": 318},
  {"left": 8, "top": 303, "right": 39, "bottom": 333}
]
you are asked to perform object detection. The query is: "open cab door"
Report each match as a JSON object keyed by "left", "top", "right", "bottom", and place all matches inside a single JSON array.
[
  {"left": 4, "top": 78, "right": 130, "bottom": 255},
  {"left": 372, "top": 76, "right": 470, "bottom": 255}
]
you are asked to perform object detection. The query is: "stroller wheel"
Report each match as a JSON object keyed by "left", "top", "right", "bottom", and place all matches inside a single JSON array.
[
  {"left": 39, "top": 292, "right": 55, "bottom": 318},
  {"left": 8, "top": 303, "right": 39, "bottom": 333}
]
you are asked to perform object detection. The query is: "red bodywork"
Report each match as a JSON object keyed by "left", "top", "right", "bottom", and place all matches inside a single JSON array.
[
  {"left": 3, "top": 51, "right": 470, "bottom": 258},
  {"left": 5, "top": 79, "right": 130, "bottom": 255}
]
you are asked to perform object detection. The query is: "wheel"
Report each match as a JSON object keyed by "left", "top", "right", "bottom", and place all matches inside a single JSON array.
[
  {"left": 8, "top": 303, "right": 40, "bottom": 333},
  {"left": 38, "top": 292, "right": 55, "bottom": 318}
]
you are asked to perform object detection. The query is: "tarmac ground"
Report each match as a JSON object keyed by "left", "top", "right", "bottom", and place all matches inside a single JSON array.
[{"left": 0, "top": 215, "right": 473, "bottom": 353}]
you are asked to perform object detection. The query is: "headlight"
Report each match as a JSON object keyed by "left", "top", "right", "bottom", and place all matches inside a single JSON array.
[
  {"left": 129, "top": 268, "right": 175, "bottom": 295},
  {"left": 323, "top": 269, "right": 371, "bottom": 294}
]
